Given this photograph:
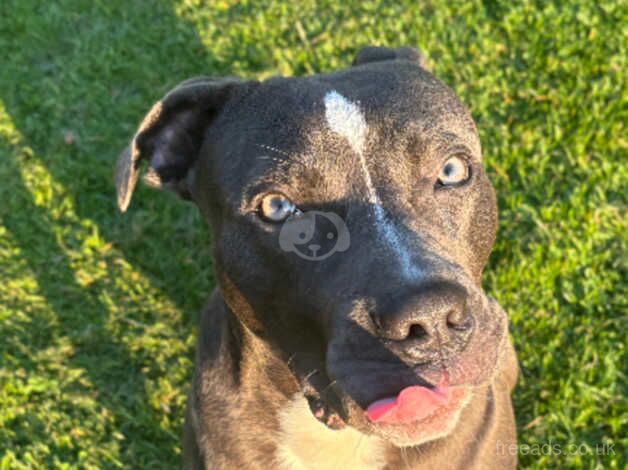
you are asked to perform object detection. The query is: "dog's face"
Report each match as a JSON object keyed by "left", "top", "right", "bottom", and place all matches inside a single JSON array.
[{"left": 117, "top": 47, "right": 508, "bottom": 446}]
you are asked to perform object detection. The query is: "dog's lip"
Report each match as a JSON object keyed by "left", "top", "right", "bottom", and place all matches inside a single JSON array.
[
  {"left": 305, "top": 395, "right": 347, "bottom": 430},
  {"left": 318, "top": 372, "right": 473, "bottom": 444}
]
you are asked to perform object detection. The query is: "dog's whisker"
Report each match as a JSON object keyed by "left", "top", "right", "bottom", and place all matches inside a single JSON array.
[
  {"left": 255, "top": 143, "right": 291, "bottom": 158},
  {"left": 349, "top": 434, "right": 365, "bottom": 466},
  {"left": 254, "top": 143, "right": 314, "bottom": 171},
  {"left": 401, "top": 446, "right": 412, "bottom": 470},
  {"left": 321, "top": 379, "right": 337, "bottom": 393},
  {"left": 303, "top": 369, "right": 319, "bottom": 382},
  {"left": 255, "top": 155, "right": 284, "bottom": 163}
]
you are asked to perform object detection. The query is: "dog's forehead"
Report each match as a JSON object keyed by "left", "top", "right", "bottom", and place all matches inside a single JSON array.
[
  {"left": 241, "top": 61, "right": 479, "bottom": 151},
  {"left": 210, "top": 61, "right": 480, "bottom": 202}
]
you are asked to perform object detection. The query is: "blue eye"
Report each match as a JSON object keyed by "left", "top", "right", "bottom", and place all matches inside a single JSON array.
[
  {"left": 437, "top": 156, "right": 470, "bottom": 186},
  {"left": 259, "top": 193, "right": 298, "bottom": 222}
]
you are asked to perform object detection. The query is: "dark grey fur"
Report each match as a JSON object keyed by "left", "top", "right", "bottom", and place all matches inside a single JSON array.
[{"left": 116, "top": 46, "right": 518, "bottom": 469}]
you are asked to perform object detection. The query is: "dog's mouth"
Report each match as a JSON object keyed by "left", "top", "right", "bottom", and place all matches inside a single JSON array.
[
  {"left": 295, "top": 298, "right": 509, "bottom": 445},
  {"left": 302, "top": 370, "right": 472, "bottom": 447},
  {"left": 308, "top": 308, "right": 507, "bottom": 444},
  {"left": 360, "top": 371, "right": 473, "bottom": 446}
]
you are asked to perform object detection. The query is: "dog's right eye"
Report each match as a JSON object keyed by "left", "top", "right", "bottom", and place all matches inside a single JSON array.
[{"left": 258, "top": 193, "right": 298, "bottom": 223}]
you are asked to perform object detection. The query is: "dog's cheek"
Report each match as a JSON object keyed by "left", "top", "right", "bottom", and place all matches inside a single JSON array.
[
  {"left": 211, "top": 225, "right": 282, "bottom": 333},
  {"left": 467, "top": 174, "right": 497, "bottom": 280},
  {"left": 212, "top": 222, "right": 319, "bottom": 330}
]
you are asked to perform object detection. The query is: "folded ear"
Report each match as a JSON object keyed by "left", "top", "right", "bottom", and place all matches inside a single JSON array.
[
  {"left": 352, "top": 46, "right": 429, "bottom": 70},
  {"left": 115, "top": 77, "right": 249, "bottom": 212}
]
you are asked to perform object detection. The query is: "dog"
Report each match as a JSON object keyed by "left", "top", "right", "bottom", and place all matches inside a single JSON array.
[{"left": 116, "top": 46, "right": 518, "bottom": 469}]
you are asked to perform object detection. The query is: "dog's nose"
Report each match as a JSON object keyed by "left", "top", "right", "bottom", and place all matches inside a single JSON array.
[{"left": 371, "top": 281, "right": 473, "bottom": 355}]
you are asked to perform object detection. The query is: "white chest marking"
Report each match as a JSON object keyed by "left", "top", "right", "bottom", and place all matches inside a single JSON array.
[
  {"left": 323, "top": 90, "right": 422, "bottom": 280},
  {"left": 277, "top": 394, "right": 386, "bottom": 470}
]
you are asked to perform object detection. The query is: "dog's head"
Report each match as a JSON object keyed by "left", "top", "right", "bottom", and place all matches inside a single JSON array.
[{"left": 116, "top": 46, "right": 509, "bottom": 446}]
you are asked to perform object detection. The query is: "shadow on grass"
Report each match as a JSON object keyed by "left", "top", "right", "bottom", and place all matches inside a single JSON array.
[{"left": 0, "top": 0, "right": 242, "bottom": 466}]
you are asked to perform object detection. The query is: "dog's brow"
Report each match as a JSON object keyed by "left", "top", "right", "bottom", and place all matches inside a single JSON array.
[
  {"left": 254, "top": 144, "right": 315, "bottom": 174},
  {"left": 434, "top": 130, "right": 480, "bottom": 157}
]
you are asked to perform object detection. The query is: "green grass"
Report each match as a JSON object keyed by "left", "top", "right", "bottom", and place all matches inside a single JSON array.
[{"left": 0, "top": 0, "right": 625, "bottom": 468}]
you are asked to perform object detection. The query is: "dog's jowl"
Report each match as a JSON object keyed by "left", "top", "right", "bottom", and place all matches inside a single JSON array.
[{"left": 116, "top": 46, "right": 518, "bottom": 469}]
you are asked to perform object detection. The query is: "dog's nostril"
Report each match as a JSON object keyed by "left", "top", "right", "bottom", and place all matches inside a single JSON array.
[{"left": 408, "top": 323, "right": 429, "bottom": 340}]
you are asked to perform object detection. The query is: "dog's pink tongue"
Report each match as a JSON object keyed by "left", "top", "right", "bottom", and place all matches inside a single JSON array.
[{"left": 366, "top": 380, "right": 450, "bottom": 424}]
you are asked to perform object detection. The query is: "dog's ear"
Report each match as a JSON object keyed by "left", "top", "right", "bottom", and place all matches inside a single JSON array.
[
  {"left": 352, "top": 46, "right": 429, "bottom": 70},
  {"left": 115, "top": 77, "right": 249, "bottom": 212}
]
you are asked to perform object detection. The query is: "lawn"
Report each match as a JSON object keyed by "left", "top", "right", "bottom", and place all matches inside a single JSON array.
[{"left": 0, "top": 0, "right": 625, "bottom": 468}]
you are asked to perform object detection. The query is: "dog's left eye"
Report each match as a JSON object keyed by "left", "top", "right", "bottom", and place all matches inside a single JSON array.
[
  {"left": 258, "top": 193, "right": 299, "bottom": 222},
  {"left": 437, "top": 155, "right": 470, "bottom": 186}
]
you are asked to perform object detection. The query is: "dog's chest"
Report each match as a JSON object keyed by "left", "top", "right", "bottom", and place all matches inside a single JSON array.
[{"left": 276, "top": 395, "right": 387, "bottom": 470}]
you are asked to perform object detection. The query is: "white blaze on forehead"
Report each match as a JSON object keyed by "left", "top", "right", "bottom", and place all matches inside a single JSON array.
[
  {"left": 324, "top": 90, "right": 367, "bottom": 155},
  {"left": 324, "top": 90, "right": 376, "bottom": 207},
  {"left": 323, "top": 89, "right": 422, "bottom": 280}
]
